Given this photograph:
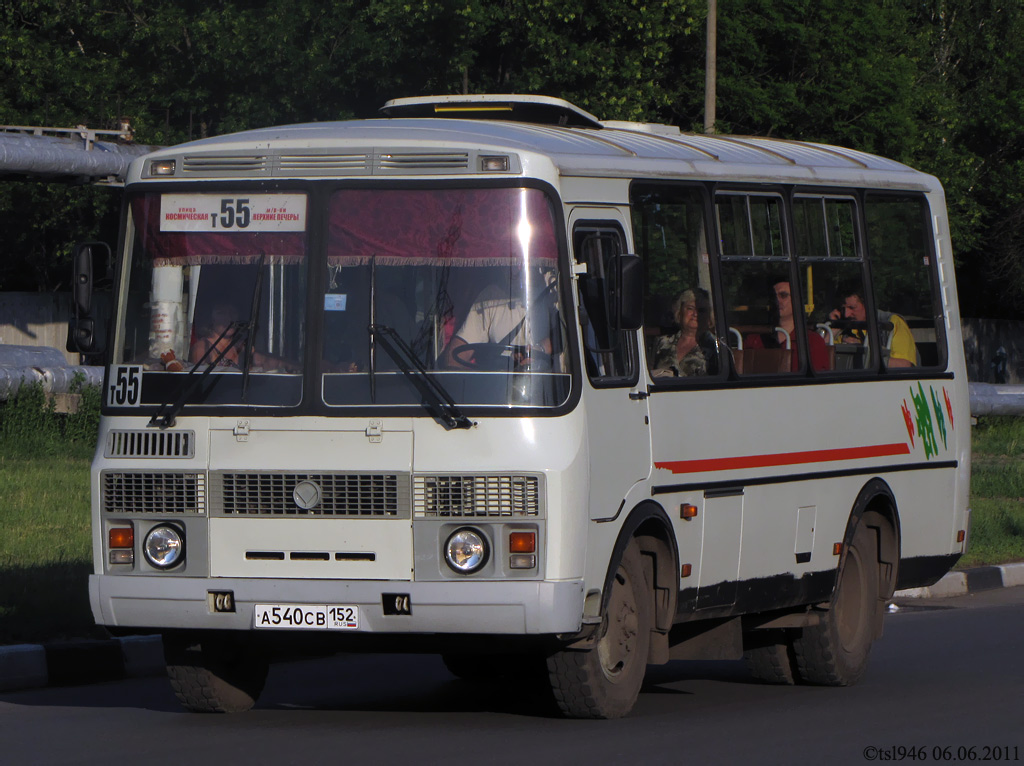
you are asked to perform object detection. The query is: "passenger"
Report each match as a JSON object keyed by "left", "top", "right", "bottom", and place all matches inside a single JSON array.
[
  {"left": 190, "top": 303, "right": 297, "bottom": 372},
  {"left": 746, "top": 278, "right": 830, "bottom": 372},
  {"left": 191, "top": 304, "right": 243, "bottom": 367},
  {"left": 443, "top": 267, "right": 556, "bottom": 371},
  {"left": 829, "top": 288, "right": 916, "bottom": 368},
  {"left": 650, "top": 288, "right": 718, "bottom": 378}
]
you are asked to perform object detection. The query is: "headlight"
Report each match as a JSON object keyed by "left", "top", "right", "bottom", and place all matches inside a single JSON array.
[
  {"left": 444, "top": 528, "right": 488, "bottom": 574},
  {"left": 143, "top": 525, "right": 184, "bottom": 569}
]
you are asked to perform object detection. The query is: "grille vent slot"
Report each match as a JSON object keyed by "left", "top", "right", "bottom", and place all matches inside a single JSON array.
[
  {"left": 276, "top": 153, "right": 371, "bottom": 173},
  {"left": 182, "top": 154, "right": 269, "bottom": 173},
  {"left": 106, "top": 430, "right": 195, "bottom": 458},
  {"left": 211, "top": 472, "right": 409, "bottom": 518},
  {"left": 414, "top": 475, "right": 541, "bottom": 518},
  {"left": 103, "top": 471, "right": 205, "bottom": 514},
  {"left": 377, "top": 152, "right": 469, "bottom": 170}
]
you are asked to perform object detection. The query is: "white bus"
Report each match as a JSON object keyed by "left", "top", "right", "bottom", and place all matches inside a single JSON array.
[{"left": 75, "top": 95, "right": 970, "bottom": 718}]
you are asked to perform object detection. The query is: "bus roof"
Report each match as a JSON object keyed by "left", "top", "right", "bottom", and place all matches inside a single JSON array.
[{"left": 136, "top": 97, "right": 938, "bottom": 192}]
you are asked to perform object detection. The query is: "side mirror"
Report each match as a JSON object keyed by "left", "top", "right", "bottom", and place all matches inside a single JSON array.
[
  {"left": 67, "top": 242, "right": 111, "bottom": 355},
  {"left": 67, "top": 316, "right": 97, "bottom": 353},
  {"left": 612, "top": 254, "right": 644, "bottom": 331}
]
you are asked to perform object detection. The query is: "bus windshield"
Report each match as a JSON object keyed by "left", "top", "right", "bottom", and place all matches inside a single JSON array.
[
  {"left": 320, "top": 187, "right": 570, "bottom": 408},
  {"left": 115, "top": 186, "right": 570, "bottom": 412}
]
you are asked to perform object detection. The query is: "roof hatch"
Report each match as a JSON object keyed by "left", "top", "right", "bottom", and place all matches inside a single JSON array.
[{"left": 380, "top": 94, "right": 604, "bottom": 129}]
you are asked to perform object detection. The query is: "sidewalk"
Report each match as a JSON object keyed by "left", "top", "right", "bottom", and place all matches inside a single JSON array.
[{"left": 2, "top": 563, "right": 1022, "bottom": 695}]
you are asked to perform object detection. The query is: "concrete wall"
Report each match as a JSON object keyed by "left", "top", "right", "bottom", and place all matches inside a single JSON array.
[
  {"left": 0, "top": 292, "right": 77, "bottom": 365},
  {"left": 962, "top": 317, "right": 1024, "bottom": 384}
]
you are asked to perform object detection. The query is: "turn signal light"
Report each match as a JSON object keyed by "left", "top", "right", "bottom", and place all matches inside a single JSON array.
[
  {"left": 956, "top": 530, "right": 966, "bottom": 543},
  {"left": 681, "top": 563, "right": 693, "bottom": 578},
  {"left": 109, "top": 526, "right": 134, "bottom": 549},
  {"left": 681, "top": 504, "right": 698, "bottom": 520},
  {"left": 509, "top": 531, "right": 536, "bottom": 553},
  {"left": 833, "top": 542, "right": 843, "bottom": 556}
]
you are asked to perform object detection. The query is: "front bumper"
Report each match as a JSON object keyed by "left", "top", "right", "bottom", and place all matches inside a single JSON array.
[{"left": 90, "top": 575, "right": 585, "bottom": 636}]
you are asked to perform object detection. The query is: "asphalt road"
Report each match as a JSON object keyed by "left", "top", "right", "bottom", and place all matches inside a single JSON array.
[{"left": 2, "top": 587, "right": 1022, "bottom": 766}]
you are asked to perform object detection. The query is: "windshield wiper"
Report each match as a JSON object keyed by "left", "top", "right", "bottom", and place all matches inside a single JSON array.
[
  {"left": 369, "top": 323, "right": 474, "bottom": 430},
  {"left": 148, "top": 255, "right": 266, "bottom": 429},
  {"left": 147, "top": 320, "right": 250, "bottom": 429}
]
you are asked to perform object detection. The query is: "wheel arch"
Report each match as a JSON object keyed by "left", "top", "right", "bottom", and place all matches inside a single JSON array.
[
  {"left": 841, "top": 478, "right": 902, "bottom": 600},
  {"left": 599, "top": 501, "right": 679, "bottom": 653}
]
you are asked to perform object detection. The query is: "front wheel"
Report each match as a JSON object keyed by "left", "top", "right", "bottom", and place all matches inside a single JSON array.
[
  {"left": 164, "top": 634, "right": 269, "bottom": 713},
  {"left": 793, "top": 521, "right": 881, "bottom": 686},
  {"left": 545, "top": 541, "right": 651, "bottom": 719}
]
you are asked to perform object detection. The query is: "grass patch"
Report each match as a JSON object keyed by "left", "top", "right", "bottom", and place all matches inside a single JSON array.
[
  {"left": 0, "top": 383, "right": 101, "bottom": 644},
  {"left": 960, "top": 415, "right": 1024, "bottom": 568},
  {"left": 0, "top": 455, "right": 97, "bottom": 644},
  {"left": 958, "top": 498, "right": 1024, "bottom": 567}
]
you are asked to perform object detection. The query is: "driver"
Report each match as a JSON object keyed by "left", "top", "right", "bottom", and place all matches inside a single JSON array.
[{"left": 443, "top": 269, "right": 555, "bottom": 370}]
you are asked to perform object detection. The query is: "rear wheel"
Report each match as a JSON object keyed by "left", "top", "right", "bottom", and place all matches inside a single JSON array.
[
  {"left": 164, "top": 634, "right": 269, "bottom": 713},
  {"left": 745, "top": 637, "right": 797, "bottom": 685},
  {"left": 546, "top": 541, "right": 651, "bottom": 719},
  {"left": 793, "top": 521, "right": 881, "bottom": 685}
]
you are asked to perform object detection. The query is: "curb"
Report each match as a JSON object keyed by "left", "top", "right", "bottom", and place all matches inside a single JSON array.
[
  {"left": 0, "top": 635, "right": 164, "bottom": 693},
  {"left": 893, "top": 562, "right": 1024, "bottom": 599},
  {"left": 2, "top": 564, "right": 1022, "bottom": 695}
]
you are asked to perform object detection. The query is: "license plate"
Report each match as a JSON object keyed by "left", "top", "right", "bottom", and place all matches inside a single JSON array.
[{"left": 253, "top": 603, "right": 358, "bottom": 630}]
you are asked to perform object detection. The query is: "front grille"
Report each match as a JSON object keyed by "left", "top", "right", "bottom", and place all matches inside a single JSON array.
[
  {"left": 211, "top": 472, "right": 409, "bottom": 517},
  {"left": 414, "top": 475, "right": 541, "bottom": 517},
  {"left": 105, "top": 430, "right": 194, "bottom": 458},
  {"left": 103, "top": 471, "right": 205, "bottom": 514}
]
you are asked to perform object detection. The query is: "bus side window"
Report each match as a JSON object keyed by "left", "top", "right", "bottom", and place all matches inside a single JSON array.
[
  {"left": 864, "top": 194, "right": 946, "bottom": 370},
  {"left": 793, "top": 195, "right": 872, "bottom": 373},
  {"left": 573, "top": 226, "right": 636, "bottom": 382},
  {"left": 629, "top": 184, "right": 721, "bottom": 381},
  {"left": 717, "top": 193, "right": 803, "bottom": 376}
]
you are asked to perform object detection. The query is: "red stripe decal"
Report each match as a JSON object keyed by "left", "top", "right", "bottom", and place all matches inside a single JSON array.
[{"left": 654, "top": 443, "right": 912, "bottom": 474}]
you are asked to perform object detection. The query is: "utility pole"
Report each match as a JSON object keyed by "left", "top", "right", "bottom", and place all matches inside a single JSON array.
[{"left": 704, "top": 0, "right": 717, "bottom": 134}]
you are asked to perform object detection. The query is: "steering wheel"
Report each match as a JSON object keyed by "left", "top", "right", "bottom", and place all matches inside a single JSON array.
[{"left": 452, "top": 343, "right": 551, "bottom": 372}]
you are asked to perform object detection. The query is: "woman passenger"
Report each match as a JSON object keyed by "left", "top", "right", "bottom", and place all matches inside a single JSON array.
[{"left": 650, "top": 288, "right": 718, "bottom": 378}]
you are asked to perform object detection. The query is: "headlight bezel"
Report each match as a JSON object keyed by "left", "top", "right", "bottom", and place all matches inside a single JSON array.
[
  {"left": 443, "top": 527, "right": 489, "bottom": 575},
  {"left": 143, "top": 523, "right": 185, "bottom": 570}
]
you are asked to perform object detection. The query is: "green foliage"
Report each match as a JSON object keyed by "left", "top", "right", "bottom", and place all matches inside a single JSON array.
[
  {"left": 0, "top": 380, "right": 100, "bottom": 458},
  {"left": 2, "top": 0, "right": 1024, "bottom": 315}
]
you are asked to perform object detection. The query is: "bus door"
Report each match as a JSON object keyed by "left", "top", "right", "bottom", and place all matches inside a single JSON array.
[{"left": 570, "top": 211, "right": 652, "bottom": 519}]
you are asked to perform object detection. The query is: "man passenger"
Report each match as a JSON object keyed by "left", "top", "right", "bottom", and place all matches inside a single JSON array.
[
  {"left": 830, "top": 289, "right": 916, "bottom": 368},
  {"left": 746, "top": 278, "right": 830, "bottom": 372}
]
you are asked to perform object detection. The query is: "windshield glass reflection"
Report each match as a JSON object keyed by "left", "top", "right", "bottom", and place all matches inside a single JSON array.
[{"left": 320, "top": 187, "right": 571, "bottom": 408}]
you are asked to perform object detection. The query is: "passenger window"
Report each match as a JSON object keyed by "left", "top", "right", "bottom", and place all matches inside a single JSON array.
[
  {"left": 717, "top": 192, "right": 825, "bottom": 375},
  {"left": 793, "top": 196, "right": 873, "bottom": 372},
  {"left": 573, "top": 225, "right": 636, "bottom": 382},
  {"left": 865, "top": 194, "right": 945, "bottom": 369},
  {"left": 630, "top": 185, "right": 721, "bottom": 380}
]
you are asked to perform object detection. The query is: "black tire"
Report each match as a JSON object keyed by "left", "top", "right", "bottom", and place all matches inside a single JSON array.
[
  {"left": 546, "top": 541, "right": 651, "bottom": 719},
  {"left": 745, "top": 638, "right": 798, "bottom": 685},
  {"left": 164, "top": 634, "right": 269, "bottom": 713},
  {"left": 793, "top": 521, "right": 881, "bottom": 686}
]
